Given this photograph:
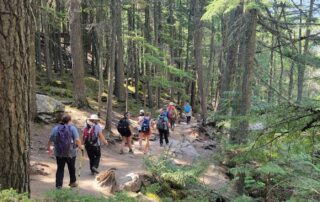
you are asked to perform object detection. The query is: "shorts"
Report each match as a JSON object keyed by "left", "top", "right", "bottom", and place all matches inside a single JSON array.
[
  {"left": 120, "top": 131, "right": 132, "bottom": 137},
  {"left": 141, "top": 130, "right": 151, "bottom": 137}
]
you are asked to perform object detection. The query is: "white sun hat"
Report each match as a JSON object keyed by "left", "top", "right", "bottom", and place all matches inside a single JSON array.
[
  {"left": 140, "top": 109, "right": 145, "bottom": 114},
  {"left": 88, "top": 114, "right": 99, "bottom": 121}
]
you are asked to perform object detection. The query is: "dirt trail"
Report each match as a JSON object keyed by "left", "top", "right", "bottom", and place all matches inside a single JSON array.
[{"left": 30, "top": 107, "right": 222, "bottom": 199}]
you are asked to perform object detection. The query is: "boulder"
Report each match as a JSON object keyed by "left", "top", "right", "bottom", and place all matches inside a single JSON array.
[
  {"left": 118, "top": 172, "right": 155, "bottom": 192},
  {"left": 119, "top": 173, "right": 142, "bottom": 192},
  {"left": 36, "top": 94, "right": 65, "bottom": 123},
  {"left": 169, "top": 139, "right": 200, "bottom": 158}
]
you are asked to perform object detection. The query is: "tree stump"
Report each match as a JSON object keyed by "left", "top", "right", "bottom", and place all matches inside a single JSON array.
[{"left": 96, "top": 168, "right": 118, "bottom": 193}]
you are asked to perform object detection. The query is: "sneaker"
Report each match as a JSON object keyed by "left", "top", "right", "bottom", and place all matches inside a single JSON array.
[
  {"left": 119, "top": 149, "right": 124, "bottom": 154},
  {"left": 69, "top": 182, "right": 78, "bottom": 188},
  {"left": 160, "top": 144, "right": 163, "bottom": 147},
  {"left": 92, "top": 167, "right": 99, "bottom": 174},
  {"left": 129, "top": 149, "right": 134, "bottom": 154},
  {"left": 56, "top": 186, "right": 62, "bottom": 189}
]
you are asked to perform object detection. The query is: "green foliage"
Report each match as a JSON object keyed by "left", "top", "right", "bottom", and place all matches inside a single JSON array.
[
  {"left": 232, "top": 195, "right": 254, "bottom": 202},
  {"left": 144, "top": 156, "right": 209, "bottom": 188},
  {"left": 45, "top": 189, "right": 106, "bottom": 202},
  {"left": 45, "top": 189, "right": 138, "bottom": 202},
  {"left": 0, "top": 189, "right": 34, "bottom": 202}
]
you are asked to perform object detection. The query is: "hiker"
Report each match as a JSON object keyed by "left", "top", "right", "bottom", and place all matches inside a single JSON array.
[
  {"left": 47, "top": 114, "right": 83, "bottom": 189},
  {"left": 184, "top": 102, "right": 192, "bottom": 124},
  {"left": 139, "top": 112, "right": 152, "bottom": 154},
  {"left": 83, "top": 114, "right": 108, "bottom": 175},
  {"left": 117, "top": 112, "right": 134, "bottom": 154},
  {"left": 157, "top": 107, "right": 171, "bottom": 147},
  {"left": 138, "top": 109, "right": 145, "bottom": 150},
  {"left": 167, "top": 102, "right": 178, "bottom": 131}
]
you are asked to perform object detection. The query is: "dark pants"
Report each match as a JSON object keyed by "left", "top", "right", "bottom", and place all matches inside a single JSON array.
[
  {"left": 56, "top": 156, "right": 76, "bottom": 188},
  {"left": 85, "top": 145, "right": 101, "bottom": 172},
  {"left": 158, "top": 129, "right": 169, "bottom": 145},
  {"left": 187, "top": 116, "right": 191, "bottom": 124},
  {"left": 169, "top": 118, "right": 175, "bottom": 129}
]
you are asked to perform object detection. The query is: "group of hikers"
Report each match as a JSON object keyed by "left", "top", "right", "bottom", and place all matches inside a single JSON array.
[{"left": 47, "top": 102, "right": 192, "bottom": 189}]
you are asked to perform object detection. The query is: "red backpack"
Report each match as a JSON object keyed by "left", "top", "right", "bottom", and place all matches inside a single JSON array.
[{"left": 83, "top": 125, "right": 97, "bottom": 146}]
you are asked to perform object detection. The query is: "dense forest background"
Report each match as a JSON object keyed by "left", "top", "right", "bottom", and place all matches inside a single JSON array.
[{"left": 0, "top": 0, "right": 320, "bottom": 201}]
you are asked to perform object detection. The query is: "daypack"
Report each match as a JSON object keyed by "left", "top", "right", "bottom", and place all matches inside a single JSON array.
[
  {"left": 117, "top": 118, "right": 130, "bottom": 135},
  {"left": 56, "top": 124, "right": 73, "bottom": 156},
  {"left": 83, "top": 124, "right": 98, "bottom": 146},
  {"left": 157, "top": 115, "right": 168, "bottom": 130},
  {"left": 167, "top": 108, "right": 175, "bottom": 120},
  {"left": 141, "top": 118, "right": 150, "bottom": 132},
  {"left": 184, "top": 105, "right": 191, "bottom": 113}
]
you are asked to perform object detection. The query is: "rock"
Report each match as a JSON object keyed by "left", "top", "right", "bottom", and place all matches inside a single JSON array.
[
  {"left": 201, "top": 141, "right": 217, "bottom": 150},
  {"left": 149, "top": 134, "right": 157, "bottom": 141},
  {"left": 169, "top": 139, "right": 200, "bottom": 158},
  {"left": 119, "top": 173, "right": 142, "bottom": 192},
  {"left": 118, "top": 172, "right": 156, "bottom": 193},
  {"left": 30, "top": 162, "right": 50, "bottom": 176},
  {"left": 249, "top": 122, "right": 265, "bottom": 131},
  {"left": 36, "top": 94, "right": 65, "bottom": 123},
  {"left": 132, "top": 133, "right": 139, "bottom": 141}
]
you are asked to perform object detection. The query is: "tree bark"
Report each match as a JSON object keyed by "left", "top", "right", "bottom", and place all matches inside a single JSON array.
[
  {"left": 43, "top": 0, "right": 52, "bottom": 83},
  {"left": 297, "top": 0, "right": 315, "bottom": 103},
  {"left": 105, "top": 0, "right": 116, "bottom": 132},
  {"left": 144, "top": 0, "right": 153, "bottom": 108},
  {"left": 114, "top": 0, "right": 126, "bottom": 101},
  {"left": 193, "top": 0, "right": 207, "bottom": 123},
  {"left": 69, "top": 0, "right": 87, "bottom": 108},
  {"left": 0, "top": 0, "right": 33, "bottom": 193}
]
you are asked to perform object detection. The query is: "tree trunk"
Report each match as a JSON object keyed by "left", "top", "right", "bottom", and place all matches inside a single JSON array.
[
  {"left": 114, "top": 0, "right": 126, "bottom": 101},
  {"left": 69, "top": 0, "right": 87, "bottom": 108},
  {"left": 0, "top": 0, "right": 33, "bottom": 193},
  {"left": 288, "top": 62, "right": 294, "bottom": 99},
  {"left": 43, "top": 1, "right": 52, "bottom": 83},
  {"left": 297, "top": 0, "right": 315, "bottom": 103},
  {"left": 144, "top": 0, "right": 153, "bottom": 108},
  {"left": 218, "top": 7, "right": 242, "bottom": 113},
  {"left": 105, "top": 0, "right": 117, "bottom": 132},
  {"left": 193, "top": 0, "right": 207, "bottom": 123},
  {"left": 238, "top": 9, "right": 257, "bottom": 142}
]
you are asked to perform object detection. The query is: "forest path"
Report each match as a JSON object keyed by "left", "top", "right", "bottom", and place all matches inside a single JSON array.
[{"left": 30, "top": 107, "right": 221, "bottom": 199}]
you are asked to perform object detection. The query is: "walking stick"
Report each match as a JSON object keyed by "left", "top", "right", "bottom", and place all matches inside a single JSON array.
[{"left": 78, "top": 149, "right": 84, "bottom": 184}]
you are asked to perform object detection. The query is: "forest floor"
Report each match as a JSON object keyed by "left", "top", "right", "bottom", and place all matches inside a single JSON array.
[{"left": 29, "top": 106, "right": 228, "bottom": 199}]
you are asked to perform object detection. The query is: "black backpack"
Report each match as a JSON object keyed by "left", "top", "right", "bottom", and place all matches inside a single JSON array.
[{"left": 117, "top": 118, "right": 130, "bottom": 135}]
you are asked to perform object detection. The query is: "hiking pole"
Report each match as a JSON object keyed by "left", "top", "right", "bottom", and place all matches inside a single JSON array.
[{"left": 78, "top": 148, "right": 84, "bottom": 187}]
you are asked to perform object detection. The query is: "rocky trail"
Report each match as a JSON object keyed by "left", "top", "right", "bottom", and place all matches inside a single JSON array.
[{"left": 29, "top": 106, "right": 228, "bottom": 199}]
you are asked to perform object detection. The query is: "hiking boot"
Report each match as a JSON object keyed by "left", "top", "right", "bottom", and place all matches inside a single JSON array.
[
  {"left": 92, "top": 167, "right": 99, "bottom": 174},
  {"left": 129, "top": 149, "right": 134, "bottom": 154},
  {"left": 69, "top": 182, "right": 78, "bottom": 188}
]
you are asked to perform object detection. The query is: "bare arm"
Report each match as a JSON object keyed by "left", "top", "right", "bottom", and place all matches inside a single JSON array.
[{"left": 99, "top": 132, "right": 108, "bottom": 145}]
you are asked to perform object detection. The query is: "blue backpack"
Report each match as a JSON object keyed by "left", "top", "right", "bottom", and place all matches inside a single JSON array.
[
  {"left": 184, "top": 105, "right": 191, "bottom": 113},
  {"left": 56, "top": 124, "right": 73, "bottom": 156},
  {"left": 141, "top": 118, "right": 150, "bottom": 132}
]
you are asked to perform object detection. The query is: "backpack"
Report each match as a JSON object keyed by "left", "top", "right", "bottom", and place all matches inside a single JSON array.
[
  {"left": 141, "top": 118, "right": 150, "bottom": 132},
  {"left": 117, "top": 118, "right": 130, "bottom": 135},
  {"left": 56, "top": 124, "right": 73, "bottom": 156},
  {"left": 167, "top": 108, "right": 175, "bottom": 120},
  {"left": 83, "top": 124, "right": 98, "bottom": 146},
  {"left": 157, "top": 115, "right": 168, "bottom": 130},
  {"left": 184, "top": 105, "right": 191, "bottom": 113}
]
